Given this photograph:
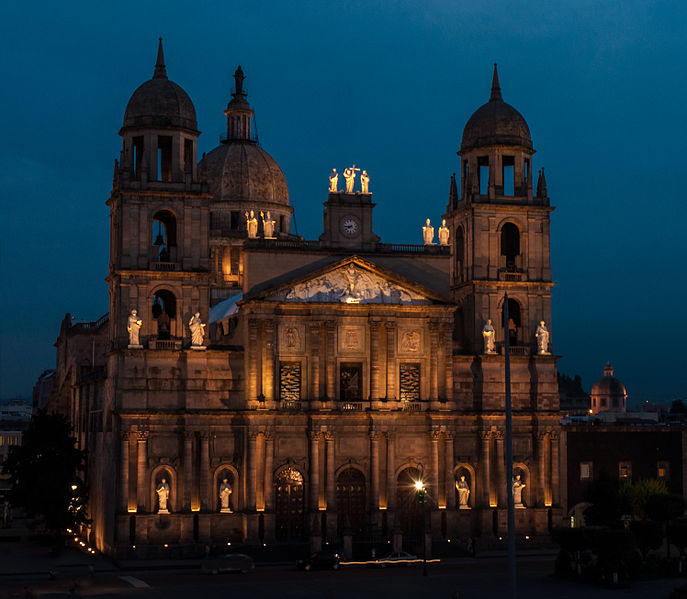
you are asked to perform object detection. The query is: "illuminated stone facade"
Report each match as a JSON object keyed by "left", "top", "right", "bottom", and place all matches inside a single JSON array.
[{"left": 55, "top": 45, "right": 563, "bottom": 555}]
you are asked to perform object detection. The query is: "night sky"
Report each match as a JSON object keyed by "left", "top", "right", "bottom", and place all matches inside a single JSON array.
[{"left": 1, "top": 1, "right": 685, "bottom": 404}]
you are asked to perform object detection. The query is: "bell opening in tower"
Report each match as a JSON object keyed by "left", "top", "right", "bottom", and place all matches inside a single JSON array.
[
  {"left": 502, "top": 298, "right": 521, "bottom": 346},
  {"left": 502, "top": 155, "right": 514, "bottom": 196},
  {"left": 152, "top": 290, "right": 177, "bottom": 339}
]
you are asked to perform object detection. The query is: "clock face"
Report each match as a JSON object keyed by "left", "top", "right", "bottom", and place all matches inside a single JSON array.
[{"left": 341, "top": 216, "right": 360, "bottom": 237}]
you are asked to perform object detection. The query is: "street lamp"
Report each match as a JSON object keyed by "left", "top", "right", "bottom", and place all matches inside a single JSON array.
[{"left": 414, "top": 465, "right": 428, "bottom": 577}]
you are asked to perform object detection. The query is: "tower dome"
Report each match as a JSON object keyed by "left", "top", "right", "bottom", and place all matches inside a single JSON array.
[
  {"left": 122, "top": 39, "right": 198, "bottom": 132},
  {"left": 590, "top": 363, "right": 628, "bottom": 414},
  {"left": 461, "top": 64, "right": 531, "bottom": 152}
]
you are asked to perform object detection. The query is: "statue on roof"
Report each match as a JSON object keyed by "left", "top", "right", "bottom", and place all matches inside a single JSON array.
[
  {"left": 482, "top": 319, "right": 496, "bottom": 354},
  {"left": 189, "top": 312, "right": 206, "bottom": 348},
  {"left": 438, "top": 219, "right": 450, "bottom": 246},
  {"left": 329, "top": 169, "right": 339, "bottom": 193},
  {"left": 261, "top": 210, "right": 276, "bottom": 238},
  {"left": 360, "top": 170, "right": 370, "bottom": 194},
  {"left": 422, "top": 218, "right": 434, "bottom": 245},
  {"left": 127, "top": 310, "right": 143, "bottom": 347},
  {"left": 343, "top": 165, "right": 359, "bottom": 193},
  {"left": 245, "top": 210, "right": 258, "bottom": 238},
  {"left": 536, "top": 320, "right": 550, "bottom": 355}
]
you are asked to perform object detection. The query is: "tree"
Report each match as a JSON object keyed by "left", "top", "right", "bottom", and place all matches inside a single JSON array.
[
  {"left": 584, "top": 474, "right": 629, "bottom": 528},
  {"left": 1, "top": 410, "right": 88, "bottom": 537},
  {"left": 645, "top": 493, "right": 687, "bottom": 559},
  {"left": 670, "top": 400, "right": 687, "bottom": 415},
  {"left": 620, "top": 479, "right": 669, "bottom": 520}
]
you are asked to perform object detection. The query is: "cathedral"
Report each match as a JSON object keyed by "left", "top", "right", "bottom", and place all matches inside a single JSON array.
[{"left": 60, "top": 41, "right": 562, "bottom": 556}]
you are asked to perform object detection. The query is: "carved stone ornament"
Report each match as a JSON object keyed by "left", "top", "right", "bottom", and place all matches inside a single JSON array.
[
  {"left": 272, "top": 264, "right": 429, "bottom": 305},
  {"left": 399, "top": 329, "right": 421, "bottom": 352}
]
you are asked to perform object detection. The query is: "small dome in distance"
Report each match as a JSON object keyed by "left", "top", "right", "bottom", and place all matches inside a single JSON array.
[{"left": 590, "top": 363, "right": 628, "bottom": 414}]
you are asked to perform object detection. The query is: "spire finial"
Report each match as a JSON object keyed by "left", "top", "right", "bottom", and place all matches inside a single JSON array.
[
  {"left": 233, "top": 65, "right": 245, "bottom": 97},
  {"left": 490, "top": 62, "right": 502, "bottom": 101},
  {"left": 153, "top": 37, "right": 167, "bottom": 80}
]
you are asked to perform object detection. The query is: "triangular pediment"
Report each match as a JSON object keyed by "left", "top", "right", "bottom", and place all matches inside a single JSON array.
[{"left": 263, "top": 259, "right": 437, "bottom": 305}]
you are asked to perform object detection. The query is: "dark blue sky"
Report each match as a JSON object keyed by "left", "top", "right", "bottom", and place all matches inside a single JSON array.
[{"left": 1, "top": 1, "right": 685, "bottom": 403}]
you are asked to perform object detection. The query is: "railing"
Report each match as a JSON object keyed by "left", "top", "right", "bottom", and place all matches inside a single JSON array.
[
  {"left": 340, "top": 401, "right": 364, "bottom": 411},
  {"left": 244, "top": 238, "right": 450, "bottom": 255},
  {"left": 503, "top": 345, "right": 530, "bottom": 356},
  {"left": 279, "top": 400, "right": 303, "bottom": 411},
  {"left": 149, "top": 339, "right": 182, "bottom": 350},
  {"left": 401, "top": 401, "right": 424, "bottom": 412},
  {"left": 72, "top": 313, "right": 109, "bottom": 331},
  {"left": 498, "top": 269, "right": 525, "bottom": 282},
  {"left": 152, "top": 262, "right": 178, "bottom": 272}
]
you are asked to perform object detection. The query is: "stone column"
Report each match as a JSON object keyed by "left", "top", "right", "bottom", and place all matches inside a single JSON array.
[
  {"left": 325, "top": 432, "right": 336, "bottom": 510},
  {"left": 430, "top": 431, "right": 440, "bottom": 499},
  {"left": 369, "top": 321, "right": 381, "bottom": 400},
  {"left": 183, "top": 432, "right": 193, "bottom": 510},
  {"left": 247, "top": 319, "right": 259, "bottom": 401},
  {"left": 370, "top": 432, "right": 380, "bottom": 510},
  {"left": 309, "top": 323, "right": 320, "bottom": 400},
  {"left": 325, "top": 322, "right": 336, "bottom": 400},
  {"left": 385, "top": 322, "right": 396, "bottom": 400},
  {"left": 247, "top": 432, "right": 258, "bottom": 510},
  {"left": 200, "top": 433, "right": 210, "bottom": 510},
  {"left": 444, "top": 432, "right": 455, "bottom": 509},
  {"left": 136, "top": 431, "right": 148, "bottom": 512},
  {"left": 386, "top": 433, "right": 396, "bottom": 510},
  {"left": 262, "top": 321, "right": 275, "bottom": 401},
  {"left": 120, "top": 432, "right": 130, "bottom": 512},
  {"left": 537, "top": 432, "right": 548, "bottom": 507},
  {"left": 544, "top": 431, "right": 552, "bottom": 506},
  {"left": 551, "top": 432, "right": 560, "bottom": 506},
  {"left": 309, "top": 432, "right": 321, "bottom": 511},
  {"left": 264, "top": 432, "right": 274, "bottom": 511},
  {"left": 481, "top": 431, "right": 492, "bottom": 507},
  {"left": 429, "top": 322, "right": 439, "bottom": 400},
  {"left": 443, "top": 323, "right": 453, "bottom": 401},
  {"left": 495, "top": 432, "right": 506, "bottom": 508}
]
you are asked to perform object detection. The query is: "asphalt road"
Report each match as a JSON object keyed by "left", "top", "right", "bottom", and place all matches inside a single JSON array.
[{"left": 3, "top": 555, "right": 684, "bottom": 599}]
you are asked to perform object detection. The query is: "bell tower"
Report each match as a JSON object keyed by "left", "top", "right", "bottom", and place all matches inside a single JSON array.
[{"left": 446, "top": 65, "right": 554, "bottom": 355}]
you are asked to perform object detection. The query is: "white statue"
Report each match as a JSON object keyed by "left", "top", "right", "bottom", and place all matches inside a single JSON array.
[
  {"left": 482, "top": 319, "right": 496, "bottom": 354},
  {"left": 360, "top": 170, "right": 370, "bottom": 194},
  {"left": 156, "top": 478, "right": 170, "bottom": 513},
  {"left": 261, "top": 210, "right": 276, "bottom": 238},
  {"left": 535, "top": 320, "right": 550, "bottom": 354},
  {"left": 438, "top": 219, "right": 450, "bottom": 246},
  {"left": 343, "top": 165, "right": 359, "bottom": 193},
  {"left": 219, "top": 478, "right": 233, "bottom": 513},
  {"left": 188, "top": 312, "right": 206, "bottom": 347},
  {"left": 456, "top": 475, "right": 470, "bottom": 509},
  {"left": 329, "top": 168, "right": 339, "bottom": 193},
  {"left": 245, "top": 210, "right": 258, "bottom": 238},
  {"left": 127, "top": 310, "right": 142, "bottom": 347},
  {"left": 513, "top": 474, "right": 526, "bottom": 508},
  {"left": 422, "top": 218, "right": 435, "bottom": 245}
]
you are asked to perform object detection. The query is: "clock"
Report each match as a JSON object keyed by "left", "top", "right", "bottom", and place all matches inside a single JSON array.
[{"left": 341, "top": 216, "right": 360, "bottom": 237}]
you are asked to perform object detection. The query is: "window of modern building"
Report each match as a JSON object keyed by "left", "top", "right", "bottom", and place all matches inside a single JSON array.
[
  {"left": 657, "top": 461, "right": 670, "bottom": 480},
  {"left": 618, "top": 462, "right": 632, "bottom": 481},
  {"left": 580, "top": 462, "right": 593, "bottom": 481}
]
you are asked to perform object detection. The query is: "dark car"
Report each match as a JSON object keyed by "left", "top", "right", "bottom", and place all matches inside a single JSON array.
[
  {"left": 377, "top": 551, "right": 419, "bottom": 567},
  {"left": 297, "top": 551, "right": 341, "bottom": 571},
  {"left": 202, "top": 553, "right": 255, "bottom": 575}
]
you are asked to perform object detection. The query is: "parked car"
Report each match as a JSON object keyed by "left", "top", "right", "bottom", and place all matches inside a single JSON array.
[
  {"left": 377, "top": 551, "right": 419, "bottom": 567},
  {"left": 202, "top": 553, "right": 255, "bottom": 575},
  {"left": 297, "top": 551, "right": 341, "bottom": 571}
]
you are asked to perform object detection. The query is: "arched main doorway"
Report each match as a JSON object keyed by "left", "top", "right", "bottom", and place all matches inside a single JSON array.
[
  {"left": 395, "top": 467, "right": 424, "bottom": 540},
  {"left": 275, "top": 467, "right": 304, "bottom": 541},
  {"left": 336, "top": 468, "right": 366, "bottom": 538}
]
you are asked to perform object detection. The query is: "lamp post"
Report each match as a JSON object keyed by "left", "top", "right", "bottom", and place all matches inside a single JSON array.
[{"left": 414, "top": 464, "right": 428, "bottom": 577}]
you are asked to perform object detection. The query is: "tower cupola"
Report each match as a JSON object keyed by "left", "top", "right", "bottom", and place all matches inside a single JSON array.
[{"left": 223, "top": 66, "right": 256, "bottom": 143}]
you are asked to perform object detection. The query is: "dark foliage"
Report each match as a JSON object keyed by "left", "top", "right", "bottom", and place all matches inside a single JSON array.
[
  {"left": 630, "top": 520, "right": 664, "bottom": 560},
  {"left": 670, "top": 400, "right": 687, "bottom": 415},
  {"left": 1, "top": 410, "right": 88, "bottom": 535},
  {"left": 583, "top": 474, "right": 629, "bottom": 528}
]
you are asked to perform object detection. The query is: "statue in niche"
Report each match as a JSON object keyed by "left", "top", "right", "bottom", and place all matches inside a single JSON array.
[
  {"left": 360, "top": 170, "right": 370, "bottom": 194},
  {"left": 127, "top": 310, "right": 143, "bottom": 347},
  {"left": 245, "top": 210, "right": 258, "bottom": 239},
  {"left": 261, "top": 210, "right": 276, "bottom": 238},
  {"left": 513, "top": 473, "right": 526, "bottom": 508},
  {"left": 535, "top": 320, "right": 550, "bottom": 355},
  {"left": 456, "top": 474, "right": 471, "bottom": 509},
  {"left": 285, "top": 327, "right": 300, "bottom": 349},
  {"left": 188, "top": 312, "right": 206, "bottom": 347},
  {"left": 438, "top": 219, "right": 450, "bottom": 246},
  {"left": 343, "top": 165, "right": 359, "bottom": 193},
  {"left": 400, "top": 330, "right": 420, "bottom": 352},
  {"left": 219, "top": 478, "right": 233, "bottom": 513},
  {"left": 482, "top": 319, "right": 496, "bottom": 354},
  {"left": 422, "top": 218, "right": 435, "bottom": 245},
  {"left": 329, "top": 168, "right": 339, "bottom": 193},
  {"left": 156, "top": 478, "right": 170, "bottom": 514}
]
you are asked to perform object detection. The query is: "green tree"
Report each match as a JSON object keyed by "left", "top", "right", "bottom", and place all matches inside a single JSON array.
[
  {"left": 1, "top": 410, "right": 88, "bottom": 538},
  {"left": 620, "top": 479, "right": 669, "bottom": 520}
]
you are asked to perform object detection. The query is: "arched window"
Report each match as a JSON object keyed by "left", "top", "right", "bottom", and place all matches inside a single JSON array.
[
  {"left": 152, "top": 210, "right": 177, "bottom": 262},
  {"left": 336, "top": 468, "right": 366, "bottom": 538},
  {"left": 275, "top": 467, "right": 304, "bottom": 541},
  {"left": 152, "top": 290, "right": 176, "bottom": 340},
  {"left": 396, "top": 467, "right": 424, "bottom": 540},
  {"left": 500, "top": 223, "right": 520, "bottom": 269},
  {"left": 501, "top": 297, "right": 521, "bottom": 346}
]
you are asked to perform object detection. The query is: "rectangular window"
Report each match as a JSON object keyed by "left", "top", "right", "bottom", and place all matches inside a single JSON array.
[
  {"left": 580, "top": 462, "right": 593, "bottom": 481},
  {"left": 657, "top": 461, "right": 670, "bottom": 480},
  {"left": 478, "top": 156, "right": 489, "bottom": 195},
  {"left": 279, "top": 362, "right": 301, "bottom": 401},
  {"left": 230, "top": 211, "right": 240, "bottom": 230},
  {"left": 399, "top": 363, "right": 421, "bottom": 401},
  {"left": 133, "top": 136, "right": 144, "bottom": 179},
  {"left": 157, "top": 135, "right": 173, "bottom": 182},
  {"left": 279, "top": 215, "right": 285, "bottom": 234},
  {"left": 619, "top": 462, "right": 632, "bottom": 481},
  {"left": 502, "top": 155, "right": 515, "bottom": 196}
]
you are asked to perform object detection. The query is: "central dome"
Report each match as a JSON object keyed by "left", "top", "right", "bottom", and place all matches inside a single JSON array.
[
  {"left": 201, "top": 142, "right": 289, "bottom": 205},
  {"left": 461, "top": 65, "right": 531, "bottom": 152}
]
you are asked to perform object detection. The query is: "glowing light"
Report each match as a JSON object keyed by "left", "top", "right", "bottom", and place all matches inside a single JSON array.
[
  {"left": 227, "top": 542, "right": 231, "bottom": 546},
  {"left": 71, "top": 484, "right": 78, "bottom": 491},
  {"left": 525, "top": 535, "right": 530, "bottom": 540},
  {"left": 164, "top": 544, "right": 168, "bottom": 548},
  {"left": 414, "top": 480, "right": 424, "bottom": 491}
]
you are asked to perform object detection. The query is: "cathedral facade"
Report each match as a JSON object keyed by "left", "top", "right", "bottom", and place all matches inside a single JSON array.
[{"left": 73, "top": 42, "right": 562, "bottom": 555}]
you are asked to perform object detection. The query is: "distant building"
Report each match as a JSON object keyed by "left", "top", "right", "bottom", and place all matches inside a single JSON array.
[
  {"left": 32, "top": 370, "right": 55, "bottom": 412},
  {"left": 0, "top": 400, "right": 31, "bottom": 499},
  {"left": 590, "top": 363, "right": 627, "bottom": 415},
  {"left": 558, "top": 373, "right": 590, "bottom": 417}
]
